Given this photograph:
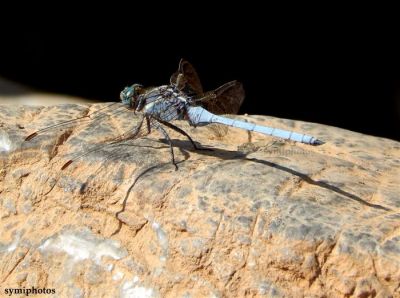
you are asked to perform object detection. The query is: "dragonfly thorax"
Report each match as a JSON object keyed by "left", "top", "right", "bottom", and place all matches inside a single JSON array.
[{"left": 141, "top": 85, "right": 189, "bottom": 122}]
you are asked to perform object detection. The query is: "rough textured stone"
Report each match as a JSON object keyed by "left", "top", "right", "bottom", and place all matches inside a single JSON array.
[{"left": 0, "top": 103, "right": 399, "bottom": 297}]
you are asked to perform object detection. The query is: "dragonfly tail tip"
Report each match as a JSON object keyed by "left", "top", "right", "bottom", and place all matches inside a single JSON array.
[{"left": 312, "top": 139, "right": 325, "bottom": 146}]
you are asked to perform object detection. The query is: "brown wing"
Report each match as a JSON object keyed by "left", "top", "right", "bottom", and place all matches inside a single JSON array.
[
  {"left": 170, "top": 59, "right": 204, "bottom": 96},
  {"left": 200, "top": 80, "right": 245, "bottom": 115}
]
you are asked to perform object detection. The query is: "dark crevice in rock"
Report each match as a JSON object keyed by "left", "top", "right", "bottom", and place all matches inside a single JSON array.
[
  {"left": 1, "top": 247, "right": 30, "bottom": 283},
  {"left": 309, "top": 253, "right": 322, "bottom": 288},
  {"left": 321, "top": 233, "right": 340, "bottom": 272},
  {"left": 202, "top": 212, "right": 224, "bottom": 269}
]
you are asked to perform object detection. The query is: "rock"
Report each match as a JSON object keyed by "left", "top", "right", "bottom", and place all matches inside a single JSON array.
[
  {"left": 0, "top": 103, "right": 399, "bottom": 297},
  {"left": 0, "top": 77, "right": 90, "bottom": 106}
]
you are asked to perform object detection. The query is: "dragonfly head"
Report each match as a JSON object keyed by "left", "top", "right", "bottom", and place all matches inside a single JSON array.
[{"left": 120, "top": 84, "right": 144, "bottom": 108}]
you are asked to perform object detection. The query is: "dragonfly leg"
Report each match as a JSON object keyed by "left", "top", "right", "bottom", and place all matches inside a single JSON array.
[
  {"left": 151, "top": 120, "right": 178, "bottom": 170},
  {"left": 157, "top": 119, "right": 199, "bottom": 150},
  {"left": 145, "top": 115, "right": 151, "bottom": 134},
  {"left": 136, "top": 96, "right": 147, "bottom": 112},
  {"left": 61, "top": 114, "right": 147, "bottom": 170},
  {"left": 123, "top": 114, "right": 145, "bottom": 141}
]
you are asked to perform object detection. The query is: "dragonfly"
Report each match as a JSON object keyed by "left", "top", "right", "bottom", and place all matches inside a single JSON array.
[{"left": 25, "top": 59, "right": 324, "bottom": 170}]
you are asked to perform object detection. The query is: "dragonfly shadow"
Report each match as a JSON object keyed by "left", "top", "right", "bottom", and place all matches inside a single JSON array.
[
  {"left": 245, "top": 158, "right": 391, "bottom": 212},
  {"left": 158, "top": 138, "right": 246, "bottom": 159},
  {"left": 170, "top": 139, "right": 391, "bottom": 212},
  {"left": 110, "top": 161, "right": 181, "bottom": 236},
  {"left": 108, "top": 138, "right": 389, "bottom": 236}
]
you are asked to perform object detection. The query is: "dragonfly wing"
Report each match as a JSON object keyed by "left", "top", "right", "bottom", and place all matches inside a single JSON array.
[
  {"left": 200, "top": 80, "right": 245, "bottom": 115},
  {"left": 61, "top": 113, "right": 151, "bottom": 169},
  {"left": 203, "top": 123, "right": 228, "bottom": 140},
  {"left": 25, "top": 102, "right": 131, "bottom": 141},
  {"left": 197, "top": 80, "right": 245, "bottom": 138},
  {"left": 170, "top": 59, "right": 204, "bottom": 96}
]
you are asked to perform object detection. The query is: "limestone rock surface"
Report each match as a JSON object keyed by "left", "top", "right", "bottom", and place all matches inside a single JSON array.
[{"left": 0, "top": 103, "right": 399, "bottom": 297}]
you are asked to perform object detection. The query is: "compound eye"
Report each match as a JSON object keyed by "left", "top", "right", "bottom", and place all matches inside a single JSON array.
[
  {"left": 127, "top": 88, "right": 134, "bottom": 97},
  {"left": 120, "top": 90, "right": 126, "bottom": 101}
]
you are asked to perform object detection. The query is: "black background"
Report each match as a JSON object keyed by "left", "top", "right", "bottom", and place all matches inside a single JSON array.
[{"left": 1, "top": 9, "right": 399, "bottom": 141}]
